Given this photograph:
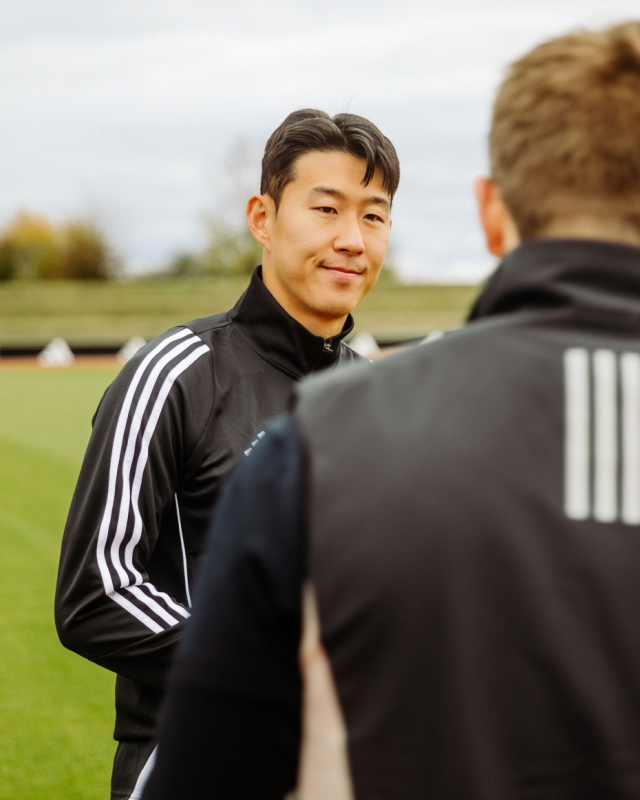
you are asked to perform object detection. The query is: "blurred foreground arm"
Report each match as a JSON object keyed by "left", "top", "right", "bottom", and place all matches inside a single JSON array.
[
  {"left": 142, "top": 415, "right": 306, "bottom": 800},
  {"left": 297, "top": 584, "right": 354, "bottom": 800}
]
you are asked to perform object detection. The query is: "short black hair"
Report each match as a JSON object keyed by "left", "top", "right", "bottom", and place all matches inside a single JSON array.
[{"left": 261, "top": 109, "right": 400, "bottom": 209}]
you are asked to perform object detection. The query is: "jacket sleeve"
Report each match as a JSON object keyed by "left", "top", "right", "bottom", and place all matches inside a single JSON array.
[{"left": 55, "top": 328, "right": 211, "bottom": 690}]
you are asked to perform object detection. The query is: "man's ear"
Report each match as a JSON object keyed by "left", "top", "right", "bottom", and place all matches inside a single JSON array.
[
  {"left": 246, "top": 194, "right": 274, "bottom": 250},
  {"left": 474, "top": 177, "right": 519, "bottom": 258}
]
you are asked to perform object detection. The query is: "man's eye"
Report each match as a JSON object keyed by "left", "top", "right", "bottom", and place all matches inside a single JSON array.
[
  {"left": 316, "top": 206, "right": 336, "bottom": 214},
  {"left": 365, "top": 213, "right": 383, "bottom": 223}
]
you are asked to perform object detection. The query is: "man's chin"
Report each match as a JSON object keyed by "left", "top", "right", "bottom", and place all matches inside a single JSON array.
[
  {"left": 312, "top": 299, "right": 360, "bottom": 322},
  {"left": 303, "top": 278, "right": 372, "bottom": 323}
]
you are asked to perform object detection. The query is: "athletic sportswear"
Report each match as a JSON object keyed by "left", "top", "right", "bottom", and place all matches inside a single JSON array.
[
  {"left": 54, "top": 266, "right": 362, "bottom": 799},
  {"left": 144, "top": 239, "right": 640, "bottom": 799}
]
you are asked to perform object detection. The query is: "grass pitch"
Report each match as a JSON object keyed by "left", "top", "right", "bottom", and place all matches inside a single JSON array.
[{"left": 0, "top": 366, "right": 120, "bottom": 799}]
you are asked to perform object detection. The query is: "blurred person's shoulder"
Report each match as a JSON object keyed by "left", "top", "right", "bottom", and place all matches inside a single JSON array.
[{"left": 296, "top": 320, "right": 494, "bottom": 406}]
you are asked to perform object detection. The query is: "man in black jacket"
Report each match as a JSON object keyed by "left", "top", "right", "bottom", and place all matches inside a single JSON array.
[
  {"left": 143, "top": 22, "right": 640, "bottom": 800},
  {"left": 54, "top": 108, "right": 399, "bottom": 800}
]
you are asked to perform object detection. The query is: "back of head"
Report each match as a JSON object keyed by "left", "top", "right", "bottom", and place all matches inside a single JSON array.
[
  {"left": 260, "top": 108, "right": 400, "bottom": 208},
  {"left": 490, "top": 21, "right": 640, "bottom": 239}
]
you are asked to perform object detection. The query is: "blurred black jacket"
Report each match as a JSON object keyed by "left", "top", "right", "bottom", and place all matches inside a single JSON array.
[{"left": 145, "top": 239, "right": 640, "bottom": 800}]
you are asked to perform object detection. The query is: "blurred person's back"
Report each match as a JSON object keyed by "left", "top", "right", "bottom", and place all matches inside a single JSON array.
[
  {"left": 295, "top": 21, "right": 640, "bottom": 798},
  {"left": 299, "top": 245, "right": 640, "bottom": 795}
]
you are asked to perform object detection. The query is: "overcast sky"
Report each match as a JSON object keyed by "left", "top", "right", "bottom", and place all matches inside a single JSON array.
[{"left": 0, "top": 0, "right": 638, "bottom": 281}]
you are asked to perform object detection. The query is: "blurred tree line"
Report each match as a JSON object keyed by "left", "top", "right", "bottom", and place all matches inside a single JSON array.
[
  {"left": 0, "top": 212, "right": 117, "bottom": 280},
  {"left": 0, "top": 142, "right": 399, "bottom": 283}
]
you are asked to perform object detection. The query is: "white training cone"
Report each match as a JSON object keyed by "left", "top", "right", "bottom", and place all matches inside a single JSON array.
[
  {"left": 117, "top": 336, "right": 146, "bottom": 364},
  {"left": 37, "top": 338, "right": 75, "bottom": 367},
  {"left": 348, "top": 331, "right": 380, "bottom": 358}
]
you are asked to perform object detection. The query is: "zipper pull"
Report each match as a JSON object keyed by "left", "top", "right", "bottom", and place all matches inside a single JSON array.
[{"left": 323, "top": 339, "right": 333, "bottom": 353}]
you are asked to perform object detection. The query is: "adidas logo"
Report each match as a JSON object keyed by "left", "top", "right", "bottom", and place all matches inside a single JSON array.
[{"left": 244, "top": 430, "right": 266, "bottom": 457}]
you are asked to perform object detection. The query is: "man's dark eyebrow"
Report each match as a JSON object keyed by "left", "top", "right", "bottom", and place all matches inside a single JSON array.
[
  {"left": 365, "top": 195, "right": 391, "bottom": 209},
  {"left": 308, "top": 186, "right": 391, "bottom": 209},
  {"left": 308, "top": 186, "right": 346, "bottom": 200}
]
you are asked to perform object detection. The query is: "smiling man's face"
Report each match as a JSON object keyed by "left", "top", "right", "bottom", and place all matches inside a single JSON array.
[{"left": 251, "top": 149, "right": 392, "bottom": 339}]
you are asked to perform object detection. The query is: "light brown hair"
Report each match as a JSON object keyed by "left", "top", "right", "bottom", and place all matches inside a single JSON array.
[
  {"left": 490, "top": 21, "right": 640, "bottom": 238},
  {"left": 261, "top": 109, "right": 400, "bottom": 210}
]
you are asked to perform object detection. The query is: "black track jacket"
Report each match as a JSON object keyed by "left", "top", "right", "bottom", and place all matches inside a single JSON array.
[
  {"left": 145, "top": 239, "right": 640, "bottom": 799},
  {"left": 54, "top": 267, "right": 361, "bottom": 744}
]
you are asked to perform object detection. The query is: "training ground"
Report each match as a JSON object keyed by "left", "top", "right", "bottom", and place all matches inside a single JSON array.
[{"left": 0, "top": 362, "right": 119, "bottom": 800}]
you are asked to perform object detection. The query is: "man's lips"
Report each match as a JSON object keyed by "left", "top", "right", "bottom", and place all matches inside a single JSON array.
[{"left": 320, "top": 265, "right": 364, "bottom": 278}]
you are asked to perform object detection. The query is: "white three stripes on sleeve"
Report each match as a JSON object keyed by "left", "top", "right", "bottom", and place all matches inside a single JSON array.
[
  {"left": 564, "top": 347, "right": 640, "bottom": 525},
  {"left": 96, "top": 329, "right": 209, "bottom": 633}
]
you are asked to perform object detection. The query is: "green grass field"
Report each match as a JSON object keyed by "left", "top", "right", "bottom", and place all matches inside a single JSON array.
[{"left": 0, "top": 366, "right": 120, "bottom": 799}]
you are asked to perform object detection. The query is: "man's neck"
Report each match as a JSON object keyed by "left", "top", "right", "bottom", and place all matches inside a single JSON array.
[{"left": 536, "top": 216, "right": 640, "bottom": 249}]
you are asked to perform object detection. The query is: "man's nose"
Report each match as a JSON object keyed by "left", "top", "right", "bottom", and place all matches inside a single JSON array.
[{"left": 334, "top": 215, "right": 365, "bottom": 255}]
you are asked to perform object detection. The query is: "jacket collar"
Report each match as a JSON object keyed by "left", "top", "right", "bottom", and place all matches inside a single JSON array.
[
  {"left": 469, "top": 238, "right": 640, "bottom": 330},
  {"left": 230, "top": 266, "right": 354, "bottom": 379}
]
